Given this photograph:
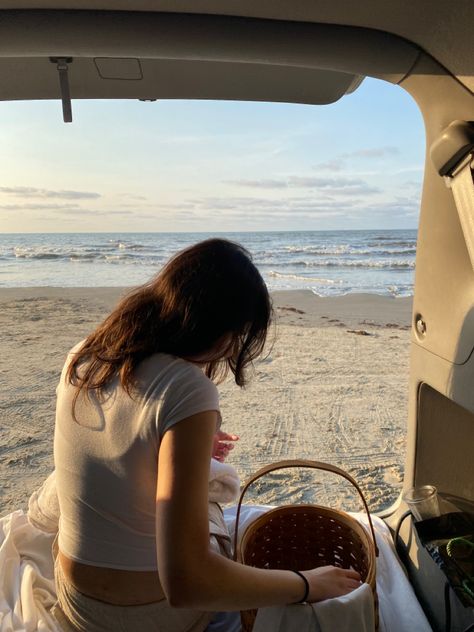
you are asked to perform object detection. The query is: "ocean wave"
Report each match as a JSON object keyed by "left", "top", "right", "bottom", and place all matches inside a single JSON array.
[
  {"left": 67, "top": 252, "right": 167, "bottom": 265},
  {"left": 70, "top": 254, "right": 105, "bottom": 261},
  {"left": 311, "top": 259, "right": 415, "bottom": 269},
  {"left": 281, "top": 245, "right": 416, "bottom": 256},
  {"left": 117, "top": 242, "right": 147, "bottom": 251},
  {"left": 344, "top": 248, "right": 416, "bottom": 256},
  {"left": 104, "top": 253, "right": 140, "bottom": 262},
  {"left": 386, "top": 285, "right": 413, "bottom": 297},
  {"left": 268, "top": 259, "right": 414, "bottom": 270},
  {"left": 3, "top": 230, "right": 417, "bottom": 291},
  {"left": 268, "top": 271, "right": 342, "bottom": 284},
  {"left": 12, "top": 248, "right": 159, "bottom": 263},
  {"left": 368, "top": 240, "right": 416, "bottom": 247},
  {"left": 106, "top": 239, "right": 149, "bottom": 251},
  {"left": 309, "top": 287, "right": 414, "bottom": 298},
  {"left": 283, "top": 245, "right": 350, "bottom": 255},
  {"left": 14, "top": 251, "right": 65, "bottom": 260}
]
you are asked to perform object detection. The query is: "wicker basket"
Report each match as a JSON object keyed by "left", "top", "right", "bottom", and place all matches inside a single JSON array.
[{"left": 233, "top": 459, "right": 379, "bottom": 631}]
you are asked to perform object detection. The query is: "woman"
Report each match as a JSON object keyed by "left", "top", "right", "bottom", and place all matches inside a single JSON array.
[{"left": 53, "top": 238, "right": 360, "bottom": 631}]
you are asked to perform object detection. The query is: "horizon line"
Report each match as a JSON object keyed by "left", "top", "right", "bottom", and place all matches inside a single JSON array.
[{"left": 0, "top": 227, "right": 418, "bottom": 236}]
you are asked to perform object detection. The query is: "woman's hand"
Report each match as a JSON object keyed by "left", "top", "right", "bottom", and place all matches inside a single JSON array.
[
  {"left": 300, "top": 566, "right": 362, "bottom": 602},
  {"left": 212, "top": 430, "right": 239, "bottom": 462}
]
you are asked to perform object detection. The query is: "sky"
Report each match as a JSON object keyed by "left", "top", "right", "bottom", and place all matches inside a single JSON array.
[{"left": 0, "top": 77, "right": 425, "bottom": 233}]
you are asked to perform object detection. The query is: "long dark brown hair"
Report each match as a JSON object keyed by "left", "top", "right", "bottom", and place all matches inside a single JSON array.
[{"left": 67, "top": 239, "right": 272, "bottom": 403}]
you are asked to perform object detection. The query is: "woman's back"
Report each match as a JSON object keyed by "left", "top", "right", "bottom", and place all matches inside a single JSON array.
[{"left": 54, "top": 348, "right": 220, "bottom": 572}]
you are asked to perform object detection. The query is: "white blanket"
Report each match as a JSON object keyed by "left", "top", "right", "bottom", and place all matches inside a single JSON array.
[
  {"left": 223, "top": 506, "right": 433, "bottom": 632},
  {"left": 208, "top": 458, "right": 241, "bottom": 504},
  {"left": 252, "top": 583, "right": 375, "bottom": 632},
  {"left": 0, "top": 493, "right": 432, "bottom": 631},
  {"left": 0, "top": 511, "right": 58, "bottom": 632}
]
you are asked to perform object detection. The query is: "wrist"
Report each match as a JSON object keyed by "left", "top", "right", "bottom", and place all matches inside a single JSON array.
[{"left": 291, "top": 570, "right": 309, "bottom": 604}]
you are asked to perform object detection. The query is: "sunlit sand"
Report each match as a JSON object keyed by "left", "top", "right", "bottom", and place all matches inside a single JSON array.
[{"left": 0, "top": 288, "right": 411, "bottom": 516}]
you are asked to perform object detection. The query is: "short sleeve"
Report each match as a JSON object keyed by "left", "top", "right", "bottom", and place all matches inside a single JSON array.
[
  {"left": 157, "top": 366, "right": 221, "bottom": 439},
  {"left": 56, "top": 340, "right": 86, "bottom": 395}
]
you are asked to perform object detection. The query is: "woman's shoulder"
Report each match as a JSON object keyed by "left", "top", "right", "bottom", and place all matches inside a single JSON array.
[
  {"left": 140, "top": 353, "right": 216, "bottom": 390},
  {"left": 68, "top": 339, "right": 86, "bottom": 356},
  {"left": 144, "top": 354, "right": 220, "bottom": 435}
]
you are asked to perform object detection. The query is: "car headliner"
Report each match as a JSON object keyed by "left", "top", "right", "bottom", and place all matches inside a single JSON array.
[{"left": 0, "top": 0, "right": 473, "bottom": 90}]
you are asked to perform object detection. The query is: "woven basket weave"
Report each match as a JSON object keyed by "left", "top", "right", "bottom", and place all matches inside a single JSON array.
[{"left": 233, "top": 459, "right": 379, "bottom": 632}]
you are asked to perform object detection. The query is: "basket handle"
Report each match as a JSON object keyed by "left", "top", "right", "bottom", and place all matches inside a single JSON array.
[{"left": 232, "top": 459, "right": 379, "bottom": 560}]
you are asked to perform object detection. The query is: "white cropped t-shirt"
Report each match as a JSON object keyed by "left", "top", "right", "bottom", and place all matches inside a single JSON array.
[{"left": 54, "top": 345, "right": 220, "bottom": 571}]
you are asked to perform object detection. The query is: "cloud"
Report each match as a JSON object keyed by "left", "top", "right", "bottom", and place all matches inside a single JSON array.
[
  {"left": 0, "top": 186, "right": 100, "bottom": 200},
  {"left": 225, "top": 176, "right": 380, "bottom": 195},
  {"left": 0, "top": 206, "right": 140, "bottom": 217},
  {"left": 116, "top": 202, "right": 199, "bottom": 213},
  {"left": 314, "top": 146, "right": 400, "bottom": 171},
  {"left": 288, "top": 176, "right": 361, "bottom": 188},
  {"left": 116, "top": 203, "right": 155, "bottom": 209},
  {"left": 365, "top": 195, "right": 421, "bottom": 215},
  {"left": 315, "top": 160, "right": 345, "bottom": 172},
  {"left": 151, "top": 203, "right": 198, "bottom": 211},
  {"left": 172, "top": 189, "right": 417, "bottom": 226},
  {"left": 227, "top": 176, "right": 360, "bottom": 189},
  {"left": 0, "top": 202, "right": 81, "bottom": 211},
  {"left": 51, "top": 208, "right": 135, "bottom": 217},
  {"left": 184, "top": 195, "right": 359, "bottom": 220},
  {"left": 342, "top": 146, "right": 399, "bottom": 159},
  {"left": 117, "top": 193, "right": 148, "bottom": 201},
  {"left": 393, "top": 166, "right": 424, "bottom": 175},
  {"left": 225, "top": 179, "right": 288, "bottom": 189},
  {"left": 207, "top": 210, "right": 349, "bottom": 222},
  {"left": 403, "top": 180, "right": 423, "bottom": 189},
  {"left": 326, "top": 184, "right": 381, "bottom": 195},
  {"left": 287, "top": 177, "right": 380, "bottom": 194}
]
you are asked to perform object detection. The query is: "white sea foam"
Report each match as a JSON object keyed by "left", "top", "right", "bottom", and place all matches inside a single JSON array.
[
  {"left": 283, "top": 244, "right": 351, "bottom": 255},
  {"left": 268, "top": 271, "right": 341, "bottom": 284},
  {"left": 0, "top": 229, "right": 417, "bottom": 294}
]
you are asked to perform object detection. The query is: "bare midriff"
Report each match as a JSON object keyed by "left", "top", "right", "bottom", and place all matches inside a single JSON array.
[{"left": 58, "top": 550, "right": 167, "bottom": 606}]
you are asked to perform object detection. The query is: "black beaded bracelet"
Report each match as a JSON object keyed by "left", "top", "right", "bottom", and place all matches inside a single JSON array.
[{"left": 292, "top": 570, "right": 309, "bottom": 603}]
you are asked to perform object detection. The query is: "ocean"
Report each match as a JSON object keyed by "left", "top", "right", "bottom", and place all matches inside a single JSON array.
[{"left": 0, "top": 229, "right": 416, "bottom": 296}]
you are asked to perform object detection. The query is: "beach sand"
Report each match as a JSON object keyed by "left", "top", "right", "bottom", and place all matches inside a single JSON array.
[{"left": 0, "top": 288, "right": 412, "bottom": 516}]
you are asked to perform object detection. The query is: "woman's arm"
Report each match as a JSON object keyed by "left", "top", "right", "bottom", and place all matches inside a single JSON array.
[{"left": 155, "top": 411, "right": 360, "bottom": 611}]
